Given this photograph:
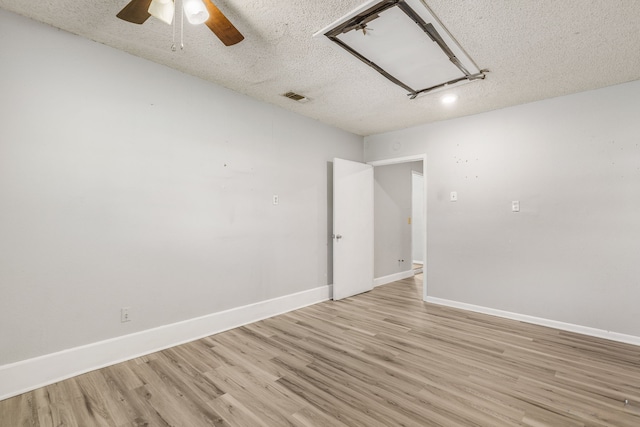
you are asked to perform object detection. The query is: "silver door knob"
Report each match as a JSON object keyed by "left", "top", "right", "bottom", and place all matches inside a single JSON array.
[{"left": 335, "top": 234, "right": 343, "bottom": 240}]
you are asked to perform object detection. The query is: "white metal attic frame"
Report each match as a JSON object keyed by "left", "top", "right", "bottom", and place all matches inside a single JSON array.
[{"left": 313, "top": 0, "right": 486, "bottom": 99}]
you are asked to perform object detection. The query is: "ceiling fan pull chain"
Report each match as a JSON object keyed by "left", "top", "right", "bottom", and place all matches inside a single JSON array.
[
  {"left": 171, "top": 0, "right": 177, "bottom": 51},
  {"left": 180, "top": 0, "right": 185, "bottom": 51}
]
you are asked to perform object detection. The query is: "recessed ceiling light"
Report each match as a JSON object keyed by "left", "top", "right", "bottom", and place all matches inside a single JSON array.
[{"left": 441, "top": 94, "right": 458, "bottom": 105}]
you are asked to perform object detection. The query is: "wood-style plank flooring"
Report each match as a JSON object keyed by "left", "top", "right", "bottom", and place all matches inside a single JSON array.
[{"left": 2, "top": 275, "right": 640, "bottom": 426}]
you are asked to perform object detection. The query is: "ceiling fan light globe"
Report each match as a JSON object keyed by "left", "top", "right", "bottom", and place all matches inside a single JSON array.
[
  {"left": 183, "top": 0, "right": 209, "bottom": 25},
  {"left": 148, "top": 0, "right": 174, "bottom": 25}
]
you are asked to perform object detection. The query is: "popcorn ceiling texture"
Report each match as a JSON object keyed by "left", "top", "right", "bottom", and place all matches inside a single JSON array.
[{"left": 1, "top": 0, "right": 639, "bottom": 136}]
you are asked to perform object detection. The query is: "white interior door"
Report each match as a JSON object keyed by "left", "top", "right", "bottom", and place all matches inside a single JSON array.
[{"left": 333, "top": 158, "right": 374, "bottom": 300}]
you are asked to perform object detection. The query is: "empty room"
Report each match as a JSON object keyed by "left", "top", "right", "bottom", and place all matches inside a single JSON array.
[{"left": 1, "top": 0, "right": 640, "bottom": 425}]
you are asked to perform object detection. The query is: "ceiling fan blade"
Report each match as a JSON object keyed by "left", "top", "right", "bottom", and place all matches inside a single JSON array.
[
  {"left": 202, "top": 0, "right": 245, "bottom": 46},
  {"left": 117, "top": 0, "right": 153, "bottom": 24}
]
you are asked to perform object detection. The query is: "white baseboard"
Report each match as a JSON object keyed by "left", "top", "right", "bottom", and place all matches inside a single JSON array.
[
  {"left": 425, "top": 296, "right": 640, "bottom": 347},
  {"left": 374, "top": 269, "right": 415, "bottom": 287},
  {"left": 0, "top": 285, "right": 333, "bottom": 401}
]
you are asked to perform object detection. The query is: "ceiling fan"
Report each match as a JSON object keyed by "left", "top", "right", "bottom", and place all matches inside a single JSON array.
[{"left": 117, "top": 0, "right": 244, "bottom": 46}]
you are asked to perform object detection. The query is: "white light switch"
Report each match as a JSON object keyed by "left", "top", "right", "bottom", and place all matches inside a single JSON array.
[
  {"left": 512, "top": 201, "right": 520, "bottom": 212},
  {"left": 450, "top": 191, "right": 458, "bottom": 202}
]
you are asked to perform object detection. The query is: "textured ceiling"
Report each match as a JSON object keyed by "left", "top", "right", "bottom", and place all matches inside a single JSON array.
[{"left": 1, "top": 0, "right": 639, "bottom": 136}]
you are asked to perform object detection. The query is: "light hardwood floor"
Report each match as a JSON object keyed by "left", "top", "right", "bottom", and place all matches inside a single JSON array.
[{"left": 2, "top": 275, "right": 640, "bottom": 426}]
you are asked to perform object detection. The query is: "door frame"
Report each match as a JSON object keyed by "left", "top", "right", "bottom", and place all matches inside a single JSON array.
[{"left": 368, "top": 154, "right": 427, "bottom": 301}]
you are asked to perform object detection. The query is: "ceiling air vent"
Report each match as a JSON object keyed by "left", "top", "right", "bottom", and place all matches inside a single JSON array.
[
  {"left": 314, "top": 0, "right": 486, "bottom": 99},
  {"left": 283, "top": 91, "right": 310, "bottom": 103}
]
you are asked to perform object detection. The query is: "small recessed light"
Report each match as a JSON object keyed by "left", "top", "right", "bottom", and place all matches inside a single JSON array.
[{"left": 441, "top": 94, "right": 458, "bottom": 105}]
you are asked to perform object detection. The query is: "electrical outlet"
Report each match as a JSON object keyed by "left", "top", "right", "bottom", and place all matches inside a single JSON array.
[
  {"left": 273, "top": 195, "right": 279, "bottom": 205},
  {"left": 121, "top": 307, "right": 131, "bottom": 323},
  {"left": 512, "top": 201, "right": 520, "bottom": 212}
]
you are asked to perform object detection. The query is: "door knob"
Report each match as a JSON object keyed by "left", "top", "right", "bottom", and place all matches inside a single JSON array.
[{"left": 335, "top": 234, "right": 343, "bottom": 240}]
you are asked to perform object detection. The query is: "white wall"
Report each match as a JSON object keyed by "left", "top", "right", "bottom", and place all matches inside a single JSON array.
[
  {"left": 365, "top": 80, "right": 640, "bottom": 338},
  {"left": 0, "top": 9, "right": 363, "bottom": 367}
]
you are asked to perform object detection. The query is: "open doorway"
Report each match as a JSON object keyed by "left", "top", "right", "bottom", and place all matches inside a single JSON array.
[{"left": 369, "top": 155, "right": 426, "bottom": 300}]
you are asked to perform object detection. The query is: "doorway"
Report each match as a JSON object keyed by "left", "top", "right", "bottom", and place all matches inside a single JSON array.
[
  {"left": 369, "top": 155, "right": 427, "bottom": 301},
  {"left": 331, "top": 154, "right": 427, "bottom": 302}
]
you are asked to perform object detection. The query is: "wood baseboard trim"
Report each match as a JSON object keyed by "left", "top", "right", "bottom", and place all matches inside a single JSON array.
[
  {"left": 0, "top": 284, "right": 333, "bottom": 401},
  {"left": 425, "top": 296, "right": 640, "bottom": 347},
  {"left": 374, "top": 270, "right": 415, "bottom": 287}
]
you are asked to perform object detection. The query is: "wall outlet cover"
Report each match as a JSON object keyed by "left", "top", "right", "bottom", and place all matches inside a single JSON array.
[{"left": 121, "top": 307, "right": 131, "bottom": 323}]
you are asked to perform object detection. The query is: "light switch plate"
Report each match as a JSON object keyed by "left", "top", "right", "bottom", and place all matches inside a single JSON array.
[
  {"left": 450, "top": 191, "right": 458, "bottom": 202},
  {"left": 512, "top": 201, "right": 520, "bottom": 212}
]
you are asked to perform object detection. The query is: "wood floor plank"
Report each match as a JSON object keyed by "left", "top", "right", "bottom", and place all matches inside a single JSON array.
[
  {"left": 100, "top": 367, "right": 171, "bottom": 427},
  {"left": 274, "top": 368, "right": 387, "bottom": 427},
  {"left": 1, "top": 392, "right": 39, "bottom": 427},
  {"left": 3, "top": 274, "right": 640, "bottom": 426},
  {"left": 291, "top": 405, "right": 351, "bottom": 427},
  {"left": 207, "top": 393, "right": 271, "bottom": 427}
]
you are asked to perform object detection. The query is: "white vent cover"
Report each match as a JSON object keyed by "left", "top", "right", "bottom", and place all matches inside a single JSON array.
[{"left": 314, "top": 0, "right": 486, "bottom": 99}]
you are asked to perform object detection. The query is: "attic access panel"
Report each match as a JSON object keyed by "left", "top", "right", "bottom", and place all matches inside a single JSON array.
[{"left": 314, "top": 0, "right": 485, "bottom": 99}]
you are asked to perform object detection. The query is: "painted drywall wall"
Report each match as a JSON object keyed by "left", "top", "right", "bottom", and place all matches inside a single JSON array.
[
  {"left": 365, "top": 80, "right": 640, "bottom": 337},
  {"left": 411, "top": 171, "right": 424, "bottom": 264},
  {"left": 373, "top": 162, "right": 420, "bottom": 278},
  {"left": 0, "top": 9, "right": 363, "bottom": 365}
]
